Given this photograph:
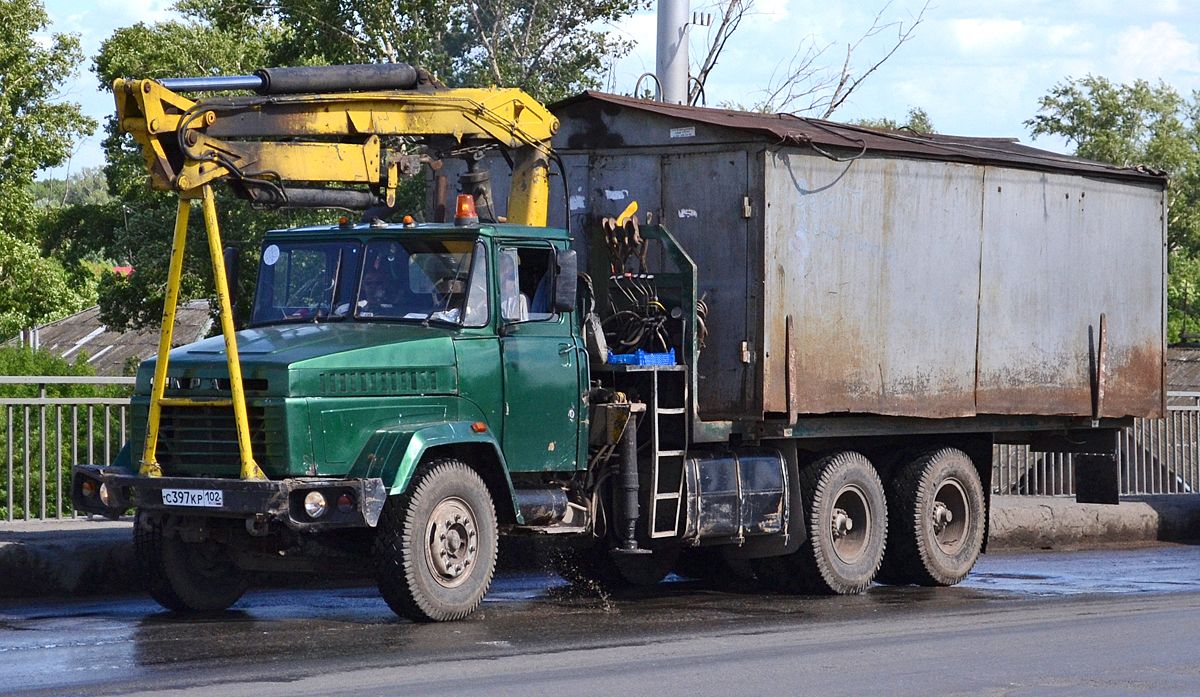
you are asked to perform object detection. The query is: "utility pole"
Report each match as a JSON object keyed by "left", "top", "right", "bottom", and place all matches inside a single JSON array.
[{"left": 656, "top": 0, "right": 689, "bottom": 104}]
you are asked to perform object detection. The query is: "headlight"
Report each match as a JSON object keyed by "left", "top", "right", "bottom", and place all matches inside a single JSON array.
[
  {"left": 99, "top": 483, "right": 113, "bottom": 507},
  {"left": 303, "top": 491, "right": 328, "bottom": 518}
]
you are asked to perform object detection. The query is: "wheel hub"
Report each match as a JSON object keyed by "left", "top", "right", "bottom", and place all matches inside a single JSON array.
[
  {"left": 829, "top": 484, "right": 871, "bottom": 565},
  {"left": 931, "top": 478, "right": 969, "bottom": 555},
  {"left": 426, "top": 498, "right": 479, "bottom": 588}
]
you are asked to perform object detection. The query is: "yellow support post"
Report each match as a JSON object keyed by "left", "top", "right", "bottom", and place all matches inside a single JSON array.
[
  {"left": 200, "top": 185, "right": 266, "bottom": 481},
  {"left": 140, "top": 198, "right": 191, "bottom": 477}
]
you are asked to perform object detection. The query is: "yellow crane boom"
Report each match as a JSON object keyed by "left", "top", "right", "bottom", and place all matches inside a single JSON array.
[{"left": 115, "top": 63, "right": 560, "bottom": 481}]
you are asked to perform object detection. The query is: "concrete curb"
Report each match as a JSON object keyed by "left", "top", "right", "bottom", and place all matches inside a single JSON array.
[
  {"left": 987, "top": 495, "right": 1200, "bottom": 550},
  {"left": 3, "top": 495, "right": 1200, "bottom": 600}
]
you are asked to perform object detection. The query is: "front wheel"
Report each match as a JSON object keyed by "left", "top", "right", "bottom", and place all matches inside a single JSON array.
[
  {"left": 879, "top": 448, "right": 985, "bottom": 586},
  {"left": 752, "top": 451, "right": 887, "bottom": 594},
  {"left": 134, "top": 510, "right": 248, "bottom": 612},
  {"left": 374, "top": 458, "right": 498, "bottom": 622}
]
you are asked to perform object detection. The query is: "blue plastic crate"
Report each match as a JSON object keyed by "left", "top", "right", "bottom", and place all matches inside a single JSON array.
[{"left": 608, "top": 348, "right": 676, "bottom": 366}]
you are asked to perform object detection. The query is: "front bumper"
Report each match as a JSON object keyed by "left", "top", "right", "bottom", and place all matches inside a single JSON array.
[{"left": 72, "top": 465, "right": 386, "bottom": 531}]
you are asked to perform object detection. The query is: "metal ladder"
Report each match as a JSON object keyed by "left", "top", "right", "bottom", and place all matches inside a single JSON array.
[
  {"left": 139, "top": 186, "right": 264, "bottom": 481},
  {"left": 646, "top": 366, "right": 688, "bottom": 538}
]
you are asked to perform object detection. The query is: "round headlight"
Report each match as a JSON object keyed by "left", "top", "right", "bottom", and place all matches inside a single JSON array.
[
  {"left": 303, "top": 491, "right": 328, "bottom": 519},
  {"left": 98, "top": 482, "right": 112, "bottom": 507}
]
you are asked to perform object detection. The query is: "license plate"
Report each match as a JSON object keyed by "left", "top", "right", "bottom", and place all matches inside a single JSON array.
[{"left": 161, "top": 488, "right": 224, "bottom": 508}]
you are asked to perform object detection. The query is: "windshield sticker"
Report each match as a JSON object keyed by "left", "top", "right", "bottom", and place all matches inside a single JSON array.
[{"left": 262, "top": 244, "right": 280, "bottom": 266}]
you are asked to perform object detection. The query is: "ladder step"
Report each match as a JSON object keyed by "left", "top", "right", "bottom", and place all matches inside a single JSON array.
[
  {"left": 658, "top": 449, "right": 687, "bottom": 457},
  {"left": 653, "top": 492, "right": 681, "bottom": 501},
  {"left": 156, "top": 397, "right": 234, "bottom": 407},
  {"left": 656, "top": 407, "right": 686, "bottom": 415}
]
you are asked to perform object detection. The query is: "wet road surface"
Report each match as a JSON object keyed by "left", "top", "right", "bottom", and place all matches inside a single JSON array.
[{"left": 4, "top": 545, "right": 1200, "bottom": 696}]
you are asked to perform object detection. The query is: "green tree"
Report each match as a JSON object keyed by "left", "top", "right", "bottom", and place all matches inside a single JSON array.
[
  {"left": 1027, "top": 75, "right": 1200, "bottom": 341},
  {"left": 854, "top": 107, "right": 934, "bottom": 133},
  {"left": 0, "top": 0, "right": 98, "bottom": 338},
  {"left": 31, "top": 166, "right": 111, "bottom": 208},
  {"left": 89, "top": 17, "right": 322, "bottom": 331},
  {"left": 88, "top": 1, "right": 645, "bottom": 331},
  {"left": 177, "top": 0, "right": 644, "bottom": 103}
]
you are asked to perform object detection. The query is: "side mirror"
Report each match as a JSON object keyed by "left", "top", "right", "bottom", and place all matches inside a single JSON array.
[{"left": 553, "top": 249, "right": 577, "bottom": 313}]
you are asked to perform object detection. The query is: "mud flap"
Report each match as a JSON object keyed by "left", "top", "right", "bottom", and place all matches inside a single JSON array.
[{"left": 1029, "top": 429, "right": 1121, "bottom": 505}]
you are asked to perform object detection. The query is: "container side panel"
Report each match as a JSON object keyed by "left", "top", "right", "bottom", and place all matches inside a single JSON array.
[
  {"left": 764, "top": 153, "right": 984, "bottom": 417},
  {"left": 976, "top": 170, "right": 1164, "bottom": 418},
  {"left": 587, "top": 154, "right": 663, "bottom": 222},
  {"left": 661, "top": 150, "right": 751, "bottom": 418}
]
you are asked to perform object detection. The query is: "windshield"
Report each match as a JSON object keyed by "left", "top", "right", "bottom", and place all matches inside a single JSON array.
[
  {"left": 251, "top": 241, "right": 361, "bottom": 325},
  {"left": 250, "top": 237, "right": 488, "bottom": 327},
  {"left": 357, "top": 239, "right": 487, "bottom": 326}
]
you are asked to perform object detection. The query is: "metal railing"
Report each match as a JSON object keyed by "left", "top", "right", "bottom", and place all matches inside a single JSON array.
[
  {"left": 994, "top": 393, "right": 1200, "bottom": 496},
  {"left": 3, "top": 378, "right": 1200, "bottom": 521},
  {"left": 0, "top": 376, "right": 134, "bottom": 521}
]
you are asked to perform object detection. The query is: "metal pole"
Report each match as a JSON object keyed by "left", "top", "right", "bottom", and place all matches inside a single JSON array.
[
  {"left": 56, "top": 407, "right": 62, "bottom": 518},
  {"left": 142, "top": 197, "right": 191, "bottom": 477},
  {"left": 202, "top": 185, "right": 265, "bottom": 481},
  {"left": 656, "top": 0, "right": 690, "bottom": 104},
  {"left": 39, "top": 385, "right": 46, "bottom": 518},
  {"left": 6, "top": 406, "right": 12, "bottom": 522},
  {"left": 24, "top": 405, "right": 30, "bottom": 520}
]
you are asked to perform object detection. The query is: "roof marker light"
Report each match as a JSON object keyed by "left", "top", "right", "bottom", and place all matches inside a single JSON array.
[{"left": 455, "top": 194, "right": 479, "bottom": 226}]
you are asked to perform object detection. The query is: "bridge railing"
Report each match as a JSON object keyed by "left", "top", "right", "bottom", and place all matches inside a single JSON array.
[
  {"left": 0, "top": 376, "right": 134, "bottom": 521},
  {"left": 994, "top": 393, "right": 1200, "bottom": 496},
  {"left": 1, "top": 378, "right": 1198, "bottom": 521}
]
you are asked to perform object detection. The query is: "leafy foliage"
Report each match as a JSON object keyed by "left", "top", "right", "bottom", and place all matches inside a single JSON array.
[
  {"left": 176, "top": 0, "right": 644, "bottom": 103},
  {"left": 0, "top": 0, "right": 98, "bottom": 339},
  {"left": 1028, "top": 76, "right": 1200, "bottom": 342},
  {"left": 88, "top": 17, "right": 329, "bottom": 331},
  {"left": 853, "top": 107, "right": 934, "bottom": 133},
  {"left": 81, "top": 1, "right": 644, "bottom": 331}
]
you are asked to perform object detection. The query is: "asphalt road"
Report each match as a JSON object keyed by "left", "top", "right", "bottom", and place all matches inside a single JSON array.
[{"left": 4, "top": 545, "right": 1200, "bottom": 696}]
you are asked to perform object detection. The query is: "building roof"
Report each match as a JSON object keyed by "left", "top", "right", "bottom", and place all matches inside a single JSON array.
[
  {"left": 5, "top": 301, "right": 213, "bottom": 376},
  {"left": 1168, "top": 347, "right": 1200, "bottom": 393},
  {"left": 551, "top": 91, "right": 1167, "bottom": 185}
]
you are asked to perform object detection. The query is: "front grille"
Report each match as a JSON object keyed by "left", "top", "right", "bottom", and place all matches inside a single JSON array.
[{"left": 155, "top": 405, "right": 285, "bottom": 476}]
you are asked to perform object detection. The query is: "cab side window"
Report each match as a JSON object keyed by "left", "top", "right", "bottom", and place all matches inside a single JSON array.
[{"left": 499, "top": 246, "right": 555, "bottom": 323}]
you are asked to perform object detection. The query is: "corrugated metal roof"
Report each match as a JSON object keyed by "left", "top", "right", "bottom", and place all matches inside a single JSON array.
[
  {"left": 551, "top": 91, "right": 1167, "bottom": 184},
  {"left": 4, "top": 301, "right": 213, "bottom": 376},
  {"left": 1168, "top": 347, "right": 1200, "bottom": 391}
]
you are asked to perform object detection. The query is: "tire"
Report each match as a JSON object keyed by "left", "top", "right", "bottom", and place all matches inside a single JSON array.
[
  {"left": 374, "top": 458, "right": 498, "bottom": 622},
  {"left": 752, "top": 451, "right": 887, "bottom": 594},
  {"left": 134, "top": 510, "right": 248, "bottom": 612},
  {"left": 879, "top": 447, "right": 985, "bottom": 586}
]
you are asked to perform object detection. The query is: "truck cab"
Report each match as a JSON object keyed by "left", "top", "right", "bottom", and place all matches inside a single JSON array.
[{"left": 75, "top": 219, "right": 588, "bottom": 620}]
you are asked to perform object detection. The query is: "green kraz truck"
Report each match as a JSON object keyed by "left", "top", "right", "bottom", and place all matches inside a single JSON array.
[{"left": 75, "top": 67, "right": 1167, "bottom": 622}]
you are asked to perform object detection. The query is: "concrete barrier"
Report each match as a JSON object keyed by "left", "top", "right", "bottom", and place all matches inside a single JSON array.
[{"left": 3, "top": 495, "right": 1199, "bottom": 599}]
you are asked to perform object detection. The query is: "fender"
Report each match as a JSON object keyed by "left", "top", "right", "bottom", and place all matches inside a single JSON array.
[{"left": 351, "top": 421, "right": 522, "bottom": 524}]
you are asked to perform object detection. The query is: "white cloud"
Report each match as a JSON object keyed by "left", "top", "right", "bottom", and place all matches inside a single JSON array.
[
  {"left": 1110, "top": 21, "right": 1200, "bottom": 84},
  {"left": 948, "top": 17, "right": 1029, "bottom": 55}
]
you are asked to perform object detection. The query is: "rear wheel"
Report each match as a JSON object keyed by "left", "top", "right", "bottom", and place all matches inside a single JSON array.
[
  {"left": 879, "top": 448, "right": 985, "bottom": 586},
  {"left": 374, "top": 459, "right": 498, "bottom": 622},
  {"left": 134, "top": 510, "right": 248, "bottom": 612},
  {"left": 752, "top": 451, "right": 887, "bottom": 594}
]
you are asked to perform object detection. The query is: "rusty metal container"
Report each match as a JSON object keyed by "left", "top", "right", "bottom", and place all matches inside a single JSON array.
[{"left": 472, "top": 92, "right": 1167, "bottom": 426}]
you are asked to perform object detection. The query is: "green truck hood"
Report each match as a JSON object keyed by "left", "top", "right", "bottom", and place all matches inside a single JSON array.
[{"left": 145, "top": 322, "right": 459, "bottom": 397}]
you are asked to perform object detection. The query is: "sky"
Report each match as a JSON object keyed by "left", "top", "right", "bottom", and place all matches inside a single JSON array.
[{"left": 36, "top": 0, "right": 1200, "bottom": 179}]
